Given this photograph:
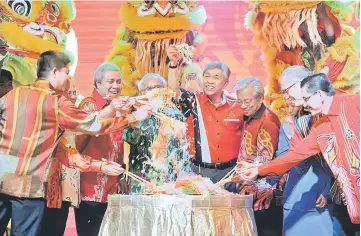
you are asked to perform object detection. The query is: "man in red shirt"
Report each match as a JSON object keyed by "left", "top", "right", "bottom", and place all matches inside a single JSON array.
[
  {"left": 239, "top": 73, "right": 360, "bottom": 229},
  {"left": 235, "top": 77, "right": 282, "bottom": 236},
  {"left": 74, "top": 62, "right": 151, "bottom": 236},
  {"left": 168, "top": 60, "right": 243, "bottom": 192}
]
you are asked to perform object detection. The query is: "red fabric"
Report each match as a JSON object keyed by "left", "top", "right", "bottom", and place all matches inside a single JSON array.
[
  {"left": 76, "top": 89, "right": 124, "bottom": 203},
  {"left": 238, "top": 106, "right": 280, "bottom": 211},
  {"left": 259, "top": 94, "right": 360, "bottom": 224},
  {"left": 323, "top": 57, "right": 347, "bottom": 82},
  {"left": 195, "top": 92, "right": 243, "bottom": 163}
]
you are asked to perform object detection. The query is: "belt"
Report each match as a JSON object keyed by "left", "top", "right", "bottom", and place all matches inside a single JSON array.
[{"left": 191, "top": 158, "right": 237, "bottom": 170}]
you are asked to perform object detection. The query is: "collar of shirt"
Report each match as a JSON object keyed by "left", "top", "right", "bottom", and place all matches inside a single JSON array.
[
  {"left": 202, "top": 91, "right": 228, "bottom": 106},
  {"left": 32, "top": 80, "right": 57, "bottom": 95},
  {"left": 243, "top": 103, "right": 266, "bottom": 124},
  {"left": 91, "top": 89, "right": 110, "bottom": 109}
]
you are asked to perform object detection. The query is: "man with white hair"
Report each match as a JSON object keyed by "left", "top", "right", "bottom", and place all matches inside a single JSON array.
[
  {"left": 74, "top": 63, "right": 151, "bottom": 236},
  {"left": 275, "top": 66, "right": 333, "bottom": 236},
  {"left": 234, "top": 77, "right": 282, "bottom": 236}
]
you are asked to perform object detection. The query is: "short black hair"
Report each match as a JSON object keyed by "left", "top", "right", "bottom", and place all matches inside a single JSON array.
[
  {"left": 37, "top": 50, "right": 70, "bottom": 78},
  {"left": 300, "top": 73, "right": 336, "bottom": 96}
]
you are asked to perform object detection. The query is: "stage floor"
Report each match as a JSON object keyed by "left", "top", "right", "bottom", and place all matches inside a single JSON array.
[{"left": 64, "top": 208, "right": 77, "bottom": 236}]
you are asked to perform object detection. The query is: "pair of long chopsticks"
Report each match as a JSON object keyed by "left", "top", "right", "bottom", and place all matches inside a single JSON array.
[
  {"left": 217, "top": 166, "right": 237, "bottom": 184},
  {"left": 215, "top": 167, "right": 249, "bottom": 186},
  {"left": 124, "top": 170, "right": 151, "bottom": 185}
]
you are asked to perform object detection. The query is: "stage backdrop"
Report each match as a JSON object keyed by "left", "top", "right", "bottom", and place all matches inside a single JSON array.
[{"left": 71, "top": 1, "right": 266, "bottom": 96}]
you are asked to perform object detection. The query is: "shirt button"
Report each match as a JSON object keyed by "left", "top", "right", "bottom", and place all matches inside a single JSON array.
[
  {"left": 216, "top": 120, "right": 219, "bottom": 123},
  {"left": 217, "top": 133, "right": 220, "bottom": 135},
  {"left": 218, "top": 158, "right": 220, "bottom": 160},
  {"left": 217, "top": 145, "right": 220, "bottom": 148}
]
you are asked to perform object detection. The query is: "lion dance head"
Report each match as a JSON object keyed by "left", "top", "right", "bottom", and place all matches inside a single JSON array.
[
  {"left": 0, "top": 0, "right": 77, "bottom": 88},
  {"left": 107, "top": 1, "right": 207, "bottom": 96}
]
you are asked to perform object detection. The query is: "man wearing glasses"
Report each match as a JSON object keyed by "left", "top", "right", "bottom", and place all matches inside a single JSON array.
[
  {"left": 275, "top": 66, "right": 333, "bottom": 236},
  {"left": 234, "top": 77, "right": 281, "bottom": 236},
  {"left": 239, "top": 72, "right": 360, "bottom": 235}
]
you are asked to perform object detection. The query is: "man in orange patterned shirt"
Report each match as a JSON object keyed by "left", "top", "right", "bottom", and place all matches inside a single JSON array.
[
  {"left": 234, "top": 77, "right": 282, "bottom": 236},
  {"left": 0, "top": 51, "right": 150, "bottom": 236}
]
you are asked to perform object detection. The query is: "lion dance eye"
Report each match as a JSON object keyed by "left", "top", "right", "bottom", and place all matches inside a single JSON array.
[
  {"left": 49, "top": 2, "right": 60, "bottom": 17},
  {"left": 168, "top": 0, "right": 178, "bottom": 4},
  {"left": 144, "top": 0, "right": 154, "bottom": 5},
  {"left": 7, "top": 0, "right": 32, "bottom": 17}
]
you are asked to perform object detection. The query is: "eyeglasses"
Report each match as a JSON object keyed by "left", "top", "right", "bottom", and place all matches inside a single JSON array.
[
  {"left": 68, "top": 90, "right": 78, "bottom": 96},
  {"left": 236, "top": 99, "right": 252, "bottom": 106},
  {"left": 303, "top": 91, "right": 319, "bottom": 102},
  {"left": 281, "top": 82, "right": 298, "bottom": 94},
  {"left": 143, "top": 85, "right": 164, "bottom": 92}
]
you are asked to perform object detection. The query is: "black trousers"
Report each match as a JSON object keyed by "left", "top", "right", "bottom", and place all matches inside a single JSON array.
[
  {"left": 0, "top": 193, "right": 45, "bottom": 236},
  {"left": 39, "top": 201, "right": 70, "bottom": 236},
  {"left": 333, "top": 203, "right": 360, "bottom": 236},
  {"left": 254, "top": 201, "right": 283, "bottom": 236},
  {"left": 74, "top": 201, "right": 108, "bottom": 236}
]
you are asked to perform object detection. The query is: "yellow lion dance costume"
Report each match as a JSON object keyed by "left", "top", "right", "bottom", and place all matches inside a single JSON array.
[
  {"left": 0, "top": 0, "right": 77, "bottom": 87},
  {"left": 107, "top": 1, "right": 207, "bottom": 96},
  {"left": 245, "top": 1, "right": 360, "bottom": 120}
]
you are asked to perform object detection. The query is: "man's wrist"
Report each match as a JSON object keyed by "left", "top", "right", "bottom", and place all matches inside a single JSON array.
[{"left": 169, "top": 62, "right": 178, "bottom": 69}]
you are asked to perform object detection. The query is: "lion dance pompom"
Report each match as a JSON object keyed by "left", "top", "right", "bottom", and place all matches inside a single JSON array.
[{"left": 107, "top": 1, "right": 207, "bottom": 96}]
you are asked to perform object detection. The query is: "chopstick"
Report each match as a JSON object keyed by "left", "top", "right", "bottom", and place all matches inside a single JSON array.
[
  {"left": 218, "top": 166, "right": 236, "bottom": 183},
  {"left": 124, "top": 170, "right": 151, "bottom": 185}
]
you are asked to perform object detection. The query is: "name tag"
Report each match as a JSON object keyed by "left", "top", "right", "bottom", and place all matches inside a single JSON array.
[{"left": 224, "top": 118, "right": 240, "bottom": 122}]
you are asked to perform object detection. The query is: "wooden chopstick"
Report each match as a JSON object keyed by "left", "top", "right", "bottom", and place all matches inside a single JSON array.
[{"left": 124, "top": 170, "right": 151, "bottom": 185}]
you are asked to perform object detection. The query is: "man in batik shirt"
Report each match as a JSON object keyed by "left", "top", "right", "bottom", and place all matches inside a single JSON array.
[
  {"left": 234, "top": 77, "right": 282, "bottom": 236},
  {"left": 74, "top": 62, "right": 152, "bottom": 236}
]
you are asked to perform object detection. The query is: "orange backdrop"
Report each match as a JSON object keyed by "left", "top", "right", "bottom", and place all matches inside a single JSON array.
[{"left": 71, "top": 1, "right": 267, "bottom": 96}]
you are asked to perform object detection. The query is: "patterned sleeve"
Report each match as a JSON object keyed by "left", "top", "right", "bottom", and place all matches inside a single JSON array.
[{"left": 58, "top": 100, "right": 129, "bottom": 134}]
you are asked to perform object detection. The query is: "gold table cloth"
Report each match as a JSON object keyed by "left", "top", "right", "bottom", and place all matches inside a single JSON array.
[{"left": 99, "top": 194, "right": 257, "bottom": 236}]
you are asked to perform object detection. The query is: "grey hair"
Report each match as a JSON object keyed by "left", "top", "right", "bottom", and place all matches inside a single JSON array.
[
  {"left": 279, "top": 66, "right": 312, "bottom": 90},
  {"left": 94, "top": 62, "right": 121, "bottom": 88},
  {"left": 138, "top": 73, "right": 167, "bottom": 91},
  {"left": 203, "top": 61, "right": 231, "bottom": 81},
  {"left": 234, "top": 77, "right": 264, "bottom": 98},
  {"left": 301, "top": 73, "right": 336, "bottom": 96}
]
